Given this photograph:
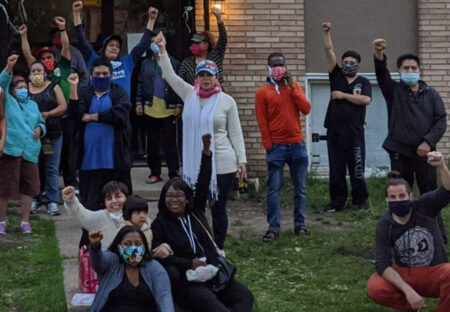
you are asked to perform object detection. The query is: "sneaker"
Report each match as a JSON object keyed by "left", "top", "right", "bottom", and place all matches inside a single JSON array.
[
  {"left": 0, "top": 223, "right": 6, "bottom": 235},
  {"left": 145, "top": 176, "right": 163, "bottom": 184},
  {"left": 323, "top": 204, "right": 341, "bottom": 213},
  {"left": 31, "top": 200, "right": 39, "bottom": 214},
  {"left": 48, "top": 203, "right": 61, "bottom": 216},
  {"left": 294, "top": 227, "right": 311, "bottom": 236},
  {"left": 20, "top": 222, "right": 32, "bottom": 234},
  {"left": 262, "top": 230, "right": 279, "bottom": 242}
]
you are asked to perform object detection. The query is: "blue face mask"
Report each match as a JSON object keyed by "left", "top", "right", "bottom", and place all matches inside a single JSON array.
[
  {"left": 400, "top": 73, "right": 420, "bottom": 86},
  {"left": 16, "top": 88, "right": 29, "bottom": 102},
  {"left": 150, "top": 42, "right": 160, "bottom": 54},
  {"left": 91, "top": 76, "right": 112, "bottom": 91},
  {"left": 342, "top": 64, "right": 359, "bottom": 77},
  {"left": 388, "top": 200, "right": 412, "bottom": 217}
]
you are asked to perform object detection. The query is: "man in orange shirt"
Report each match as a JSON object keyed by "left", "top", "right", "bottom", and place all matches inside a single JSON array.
[{"left": 255, "top": 53, "right": 311, "bottom": 241}]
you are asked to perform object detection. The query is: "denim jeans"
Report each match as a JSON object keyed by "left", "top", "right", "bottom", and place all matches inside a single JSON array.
[
  {"left": 266, "top": 141, "right": 308, "bottom": 233},
  {"left": 37, "top": 136, "right": 63, "bottom": 204}
]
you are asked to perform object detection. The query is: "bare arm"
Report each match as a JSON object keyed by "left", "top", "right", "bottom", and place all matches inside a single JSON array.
[
  {"left": 322, "top": 22, "right": 337, "bottom": 73},
  {"left": 54, "top": 17, "right": 71, "bottom": 61},
  {"left": 428, "top": 152, "right": 450, "bottom": 191},
  {"left": 331, "top": 91, "right": 371, "bottom": 106},
  {"left": 18, "top": 25, "right": 35, "bottom": 69},
  {"left": 46, "top": 85, "right": 67, "bottom": 118},
  {"left": 382, "top": 267, "right": 425, "bottom": 310},
  {"left": 72, "top": 1, "right": 82, "bottom": 26}
]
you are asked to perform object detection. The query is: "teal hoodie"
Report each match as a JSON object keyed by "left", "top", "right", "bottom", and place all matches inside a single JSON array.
[{"left": 0, "top": 69, "right": 46, "bottom": 163}]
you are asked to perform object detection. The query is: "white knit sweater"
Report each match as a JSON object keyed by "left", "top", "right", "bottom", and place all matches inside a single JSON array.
[{"left": 159, "top": 52, "right": 247, "bottom": 174}]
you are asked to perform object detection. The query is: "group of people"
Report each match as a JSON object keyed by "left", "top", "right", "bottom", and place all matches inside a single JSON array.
[{"left": 1, "top": 0, "right": 450, "bottom": 309}]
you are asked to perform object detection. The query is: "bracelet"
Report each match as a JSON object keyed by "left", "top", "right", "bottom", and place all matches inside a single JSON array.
[{"left": 58, "top": 28, "right": 66, "bottom": 32}]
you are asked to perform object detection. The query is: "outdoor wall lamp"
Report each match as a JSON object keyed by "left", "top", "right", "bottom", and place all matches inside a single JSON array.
[{"left": 211, "top": 0, "right": 225, "bottom": 14}]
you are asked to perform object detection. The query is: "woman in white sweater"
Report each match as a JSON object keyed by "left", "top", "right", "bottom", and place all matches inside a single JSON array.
[{"left": 154, "top": 32, "right": 247, "bottom": 250}]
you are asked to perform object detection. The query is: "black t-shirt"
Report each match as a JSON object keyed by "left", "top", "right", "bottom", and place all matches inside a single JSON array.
[{"left": 324, "top": 65, "right": 372, "bottom": 137}]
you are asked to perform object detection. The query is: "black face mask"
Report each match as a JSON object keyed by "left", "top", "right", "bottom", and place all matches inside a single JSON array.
[
  {"left": 342, "top": 64, "right": 359, "bottom": 77},
  {"left": 388, "top": 200, "right": 412, "bottom": 217}
]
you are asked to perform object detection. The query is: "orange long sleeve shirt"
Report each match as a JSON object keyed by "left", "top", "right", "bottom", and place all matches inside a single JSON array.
[{"left": 255, "top": 81, "right": 311, "bottom": 151}]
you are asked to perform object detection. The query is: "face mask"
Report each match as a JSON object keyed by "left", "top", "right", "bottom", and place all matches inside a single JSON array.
[
  {"left": 119, "top": 245, "right": 145, "bottom": 265},
  {"left": 194, "top": 81, "right": 222, "bottom": 98},
  {"left": 91, "top": 76, "right": 112, "bottom": 91},
  {"left": 189, "top": 43, "right": 208, "bottom": 57},
  {"left": 109, "top": 211, "right": 123, "bottom": 221},
  {"left": 16, "top": 88, "right": 28, "bottom": 101},
  {"left": 270, "top": 66, "right": 287, "bottom": 82},
  {"left": 400, "top": 73, "right": 420, "bottom": 86},
  {"left": 150, "top": 42, "right": 160, "bottom": 54},
  {"left": 42, "top": 59, "right": 55, "bottom": 73},
  {"left": 30, "top": 74, "right": 46, "bottom": 87},
  {"left": 52, "top": 37, "right": 62, "bottom": 48},
  {"left": 388, "top": 200, "right": 412, "bottom": 217},
  {"left": 342, "top": 64, "right": 359, "bottom": 77}
]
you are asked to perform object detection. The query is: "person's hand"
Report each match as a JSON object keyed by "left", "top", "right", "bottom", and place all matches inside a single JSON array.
[
  {"left": 417, "top": 141, "right": 431, "bottom": 158},
  {"left": 72, "top": 1, "right": 83, "bottom": 14},
  {"left": 427, "top": 151, "right": 445, "bottom": 168},
  {"left": 191, "top": 258, "right": 207, "bottom": 270},
  {"left": 54, "top": 16, "right": 66, "bottom": 30},
  {"left": 6, "top": 54, "right": 19, "bottom": 72},
  {"left": 88, "top": 229, "right": 103, "bottom": 247},
  {"left": 152, "top": 244, "right": 171, "bottom": 259},
  {"left": 148, "top": 7, "right": 159, "bottom": 21},
  {"left": 18, "top": 24, "right": 27, "bottom": 36},
  {"left": 33, "top": 127, "right": 42, "bottom": 140},
  {"left": 404, "top": 289, "right": 426, "bottom": 310},
  {"left": 211, "top": 7, "right": 222, "bottom": 20},
  {"left": 172, "top": 107, "right": 181, "bottom": 117},
  {"left": 42, "top": 112, "right": 50, "bottom": 120},
  {"left": 81, "top": 114, "right": 92, "bottom": 123},
  {"left": 331, "top": 90, "right": 346, "bottom": 100},
  {"left": 285, "top": 72, "right": 295, "bottom": 90},
  {"left": 135, "top": 105, "right": 143, "bottom": 116},
  {"left": 202, "top": 133, "right": 212, "bottom": 156},
  {"left": 62, "top": 186, "right": 76, "bottom": 200},
  {"left": 153, "top": 31, "right": 167, "bottom": 53},
  {"left": 68, "top": 73, "right": 79, "bottom": 87},
  {"left": 373, "top": 39, "right": 387, "bottom": 59},
  {"left": 238, "top": 163, "right": 247, "bottom": 181},
  {"left": 322, "top": 22, "right": 331, "bottom": 33}
]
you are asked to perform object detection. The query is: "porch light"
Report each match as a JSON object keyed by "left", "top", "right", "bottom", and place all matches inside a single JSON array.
[{"left": 211, "top": 0, "right": 225, "bottom": 14}]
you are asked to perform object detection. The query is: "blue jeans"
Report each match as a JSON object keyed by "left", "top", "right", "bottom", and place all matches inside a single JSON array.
[
  {"left": 266, "top": 141, "right": 308, "bottom": 233},
  {"left": 37, "top": 136, "right": 63, "bottom": 204}
]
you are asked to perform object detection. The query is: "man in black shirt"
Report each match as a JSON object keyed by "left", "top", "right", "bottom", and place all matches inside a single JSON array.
[
  {"left": 367, "top": 151, "right": 450, "bottom": 311},
  {"left": 322, "top": 22, "right": 372, "bottom": 212}
]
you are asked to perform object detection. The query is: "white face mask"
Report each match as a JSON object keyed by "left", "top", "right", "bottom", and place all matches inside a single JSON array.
[{"left": 109, "top": 211, "right": 123, "bottom": 221}]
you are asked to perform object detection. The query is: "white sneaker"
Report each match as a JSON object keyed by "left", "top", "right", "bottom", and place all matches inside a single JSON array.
[
  {"left": 48, "top": 203, "right": 61, "bottom": 216},
  {"left": 31, "top": 200, "right": 38, "bottom": 214}
]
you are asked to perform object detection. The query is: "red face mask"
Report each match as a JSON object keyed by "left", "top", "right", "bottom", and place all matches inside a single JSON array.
[
  {"left": 42, "top": 59, "right": 55, "bottom": 73},
  {"left": 189, "top": 43, "right": 209, "bottom": 57},
  {"left": 52, "top": 37, "right": 62, "bottom": 48},
  {"left": 271, "top": 66, "right": 287, "bottom": 82}
]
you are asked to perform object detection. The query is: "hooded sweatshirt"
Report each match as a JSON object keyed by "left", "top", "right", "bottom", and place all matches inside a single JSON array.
[
  {"left": 375, "top": 186, "right": 450, "bottom": 276},
  {"left": 117, "top": 217, "right": 153, "bottom": 249}
]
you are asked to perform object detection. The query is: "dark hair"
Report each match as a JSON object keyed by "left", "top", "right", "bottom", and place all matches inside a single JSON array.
[
  {"left": 158, "top": 178, "right": 194, "bottom": 215},
  {"left": 396, "top": 53, "right": 420, "bottom": 69},
  {"left": 102, "top": 181, "right": 129, "bottom": 200},
  {"left": 107, "top": 226, "right": 152, "bottom": 263},
  {"left": 341, "top": 50, "right": 361, "bottom": 63},
  {"left": 267, "top": 52, "right": 285, "bottom": 65},
  {"left": 123, "top": 195, "right": 148, "bottom": 221},
  {"left": 30, "top": 60, "right": 46, "bottom": 72},
  {"left": 385, "top": 171, "right": 410, "bottom": 195},
  {"left": 195, "top": 31, "right": 216, "bottom": 52},
  {"left": 91, "top": 57, "right": 113, "bottom": 75}
]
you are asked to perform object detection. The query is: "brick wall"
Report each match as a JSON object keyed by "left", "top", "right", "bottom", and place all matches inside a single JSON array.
[
  {"left": 418, "top": 0, "right": 450, "bottom": 154},
  {"left": 195, "top": 0, "right": 306, "bottom": 177}
]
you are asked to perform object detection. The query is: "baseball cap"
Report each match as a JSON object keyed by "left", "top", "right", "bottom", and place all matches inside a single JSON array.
[
  {"left": 34, "top": 47, "right": 56, "bottom": 60},
  {"left": 191, "top": 34, "right": 209, "bottom": 43},
  {"left": 195, "top": 60, "right": 219, "bottom": 76}
]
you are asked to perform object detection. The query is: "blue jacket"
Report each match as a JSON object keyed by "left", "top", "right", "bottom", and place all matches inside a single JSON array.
[
  {"left": 89, "top": 244, "right": 175, "bottom": 312},
  {"left": 75, "top": 25, "right": 155, "bottom": 96},
  {"left": 0, "top": 69, "right": 46, "bottom": 163}
]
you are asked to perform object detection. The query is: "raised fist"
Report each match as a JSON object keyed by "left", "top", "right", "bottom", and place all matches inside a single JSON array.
[
  {"left": 149, "top": 7, "right": 159, "bottom": 21},
  {"left": 72, "top": 1, "right": 83, "bottom": 13},
  {"left": 18, "top": 24, "right": 27, "bottom": 36},
  {"left": 54, "top": 16, "right": 66, "bottom": 30},
  {"left": 211, "top": 7, "right": 222, "bottom": 19},
  {"left": 89, "top": 229, "right": 103, "bottom": 246},
  {"left": 62, "top": 186, "right": 75, "bottom": 200},
  {"left": 68, "top": 73, "right": 79, "bottom": 87},
  {"left": 322, "top": 22, "right": 331, "bottom": 33},
  {"left": 373, "top": 39, "right": 387, "bottom": 53}
]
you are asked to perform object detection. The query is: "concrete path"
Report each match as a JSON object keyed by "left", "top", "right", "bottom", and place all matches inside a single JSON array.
[{"left": 53, "top": 167, "right": 168, "bottom": 311}]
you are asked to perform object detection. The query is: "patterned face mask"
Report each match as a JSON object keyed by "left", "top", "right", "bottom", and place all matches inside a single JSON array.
[
  {"left": 118, "top": 245, "right": 145, "bottom": 265},
  {"left": 30, "top": 74, "right": 46, "bottom": 87}
]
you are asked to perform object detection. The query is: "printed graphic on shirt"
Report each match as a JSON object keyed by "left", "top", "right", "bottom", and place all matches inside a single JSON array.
[
  {"left": 394, "top": 226, "right": 434, "bottom": 267},
  {"left": 113, "top": 69, "right": 126, "bottom": 80}
]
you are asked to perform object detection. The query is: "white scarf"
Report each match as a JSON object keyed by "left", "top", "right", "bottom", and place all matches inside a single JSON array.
[{"left": 182, "top": 93, "right": 219, "bottom": 198}]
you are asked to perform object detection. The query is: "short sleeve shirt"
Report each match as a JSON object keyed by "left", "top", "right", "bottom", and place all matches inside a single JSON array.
[{"left": 324, "top": 65, "right": 372, "bottom": 137}]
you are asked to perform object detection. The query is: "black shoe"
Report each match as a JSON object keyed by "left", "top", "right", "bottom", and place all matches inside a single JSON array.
[
  {"left": 323, "top": 204, "right": 341, "bottom": 213},
  {"left": 262, "top": 230, "right": 279, "bottom": 242},
  {"left": 294, "top": 227, "right": 310, "bottom": 236}
]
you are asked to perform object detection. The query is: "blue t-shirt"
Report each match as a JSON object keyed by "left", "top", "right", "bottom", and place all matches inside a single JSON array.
[
  {"left": 81, "top": 91, "right": 115, "bottom": 170},
  {"left": 87, "top": 53, "right": 135, "bottom": 96}
]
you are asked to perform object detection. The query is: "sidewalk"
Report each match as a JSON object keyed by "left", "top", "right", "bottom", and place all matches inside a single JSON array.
[{"left": 54, "top": 167, "right": 168, "bottom": 311}]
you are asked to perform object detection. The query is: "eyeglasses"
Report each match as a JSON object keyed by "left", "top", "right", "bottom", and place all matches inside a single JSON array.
[{"left": 166, "top": 194, "right": 186, "bottom": 199}]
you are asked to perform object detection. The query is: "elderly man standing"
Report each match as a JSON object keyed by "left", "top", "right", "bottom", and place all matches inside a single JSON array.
[{"left": 255, "top": 52, "right": 311, "bottom": 241}]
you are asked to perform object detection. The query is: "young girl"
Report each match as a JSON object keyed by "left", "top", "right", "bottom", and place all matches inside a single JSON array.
[{"left": 118, "top": 195, "right": 153, "bottom": 248}]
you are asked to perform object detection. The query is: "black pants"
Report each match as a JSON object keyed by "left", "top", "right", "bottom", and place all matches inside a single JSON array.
[
  {"left": 166, "top": 266, "right": 253, "bottom": 312},
  {"left": 78, "top": 168, "right": 132, "bottom": 247},
  {"left": 390, "top": 152, "right": 447, "bottom": 244},
  {"left": 144, "top": 114, "right": 179, "bottom": 178},
  {"left": 327, "top": 130, "right": 369, "bottom": 209},
  {"left": 60, "top": 118, "right": 78, "bottom": 187}
]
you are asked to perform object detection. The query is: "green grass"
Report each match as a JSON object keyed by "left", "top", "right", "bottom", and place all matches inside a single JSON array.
[
  {"left": 0, "top": 208, "right": 66, "bottom": 312},
  {"left": 226, "top": 174, "right": 447, "bottom": 311}
]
